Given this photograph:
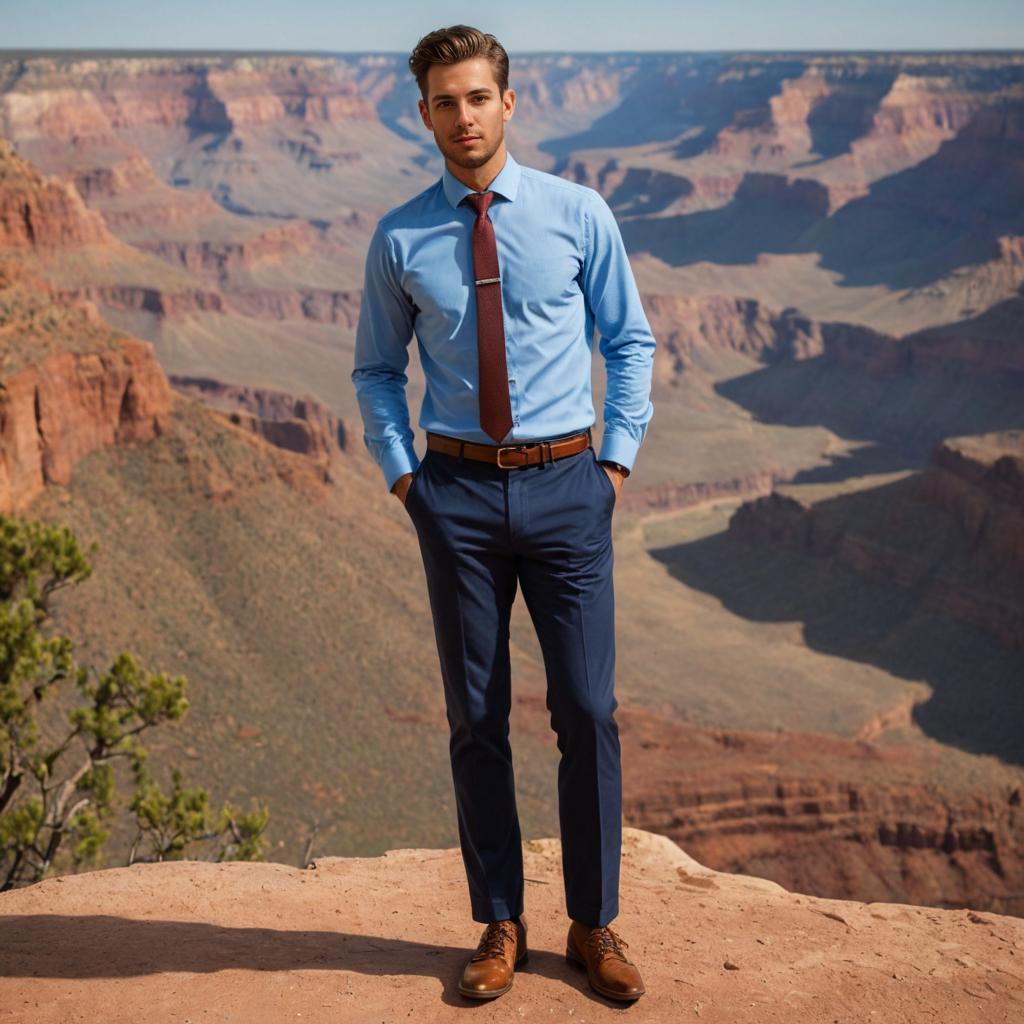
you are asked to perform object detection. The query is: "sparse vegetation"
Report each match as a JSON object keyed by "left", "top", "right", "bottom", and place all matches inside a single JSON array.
[
  {"left": 0, "top": 259, "right": 129, "bottom": 376},
  {"left": 0, "top": 513, "right": 269, "bottom": 890}
]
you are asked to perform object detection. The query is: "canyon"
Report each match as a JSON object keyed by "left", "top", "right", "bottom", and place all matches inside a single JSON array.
[{"left": 0, "top": 49, "right": 1021, "bottom": 927}]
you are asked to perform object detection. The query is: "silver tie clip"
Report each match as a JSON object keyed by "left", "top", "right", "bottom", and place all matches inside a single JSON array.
[{"left": 475, "top": 277, "right": 501, "bottom": 285}]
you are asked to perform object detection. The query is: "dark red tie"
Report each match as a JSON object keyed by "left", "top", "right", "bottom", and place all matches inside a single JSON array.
[{"left": 464, "top": 191, "right": 513, "bottom": 443}]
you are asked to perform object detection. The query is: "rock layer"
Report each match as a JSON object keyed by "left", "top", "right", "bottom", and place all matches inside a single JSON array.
[
  {"left": 0, "top": 339, "right": 175, "bottom": 514},
  {"left": 728, "top": 431, "right": 1024, "bottom": 648}
]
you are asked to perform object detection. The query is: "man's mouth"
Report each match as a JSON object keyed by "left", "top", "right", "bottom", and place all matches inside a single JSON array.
[{"left": 455, "top": 136, "right": 480, "bottom": 145}]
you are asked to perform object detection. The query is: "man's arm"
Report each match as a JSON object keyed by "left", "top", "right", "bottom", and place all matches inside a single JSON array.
[
  {"left": 580, "top": 190, "right": 656, "bottom": 473},
  {"left": 351, "top": 223, "right": 420, "bottom": 493}
]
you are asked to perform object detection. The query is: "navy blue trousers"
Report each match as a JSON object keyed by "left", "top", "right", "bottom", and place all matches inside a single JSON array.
[{"left": 404, "top": 432, "right": 621, "bottom": 927}]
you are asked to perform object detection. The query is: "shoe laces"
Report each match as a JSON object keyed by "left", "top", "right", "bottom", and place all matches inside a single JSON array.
[
  {"left": 472, "top": 920, "right": 518, "bottom": 962},
  {"left": 586, "top": 925, "right": 630, "bottom": 963}
]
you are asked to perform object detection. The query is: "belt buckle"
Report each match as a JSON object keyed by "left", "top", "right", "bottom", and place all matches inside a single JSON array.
[{"left": 496, "top": 443, "right": 530, "bottom": 469}]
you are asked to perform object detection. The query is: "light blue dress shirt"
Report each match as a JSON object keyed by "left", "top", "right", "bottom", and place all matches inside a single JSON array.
[{"left": 351, "top": 151, "right": 656, "bottom": 492}]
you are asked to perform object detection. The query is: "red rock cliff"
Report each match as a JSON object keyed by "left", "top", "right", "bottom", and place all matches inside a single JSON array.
[
  {"left": 728, "top": 431, "right": 1024, "bottom": 649},
  {"left": 0, "top": 338, "right": 175, "bottom": 514}
]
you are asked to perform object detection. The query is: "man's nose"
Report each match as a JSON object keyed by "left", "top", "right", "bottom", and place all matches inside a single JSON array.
[{"left": 455, "top": 103, "right": 476, "bottom": 127}]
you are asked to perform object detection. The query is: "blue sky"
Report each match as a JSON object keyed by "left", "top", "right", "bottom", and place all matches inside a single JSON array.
[{"left": 0, "top": 0, "right": 1020, "bottom": 52}]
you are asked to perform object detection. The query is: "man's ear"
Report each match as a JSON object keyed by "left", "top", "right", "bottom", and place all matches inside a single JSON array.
[
  {"left": 502, "top": 87, "right": 516, "bottom": 124},
  {"left": 418, "top": 98, "right": 433, "bottom": 131}
]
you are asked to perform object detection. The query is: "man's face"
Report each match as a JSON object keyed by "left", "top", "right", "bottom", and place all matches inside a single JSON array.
[{"left": 418, "top": 57, "right": 516, "bottom": 170}]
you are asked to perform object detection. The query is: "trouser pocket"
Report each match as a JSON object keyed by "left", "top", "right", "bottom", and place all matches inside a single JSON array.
[
  {"left": 405, "top": 453, "right": 430, "bottom": 512},
  {"left": 590, "top": 448, "right": 617, "bottom": 504}
]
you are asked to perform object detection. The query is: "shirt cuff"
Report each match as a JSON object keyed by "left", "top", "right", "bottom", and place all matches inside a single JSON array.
[
  {"left": 597, "top": 430, "right": 640, "bottom": 473},
  {"left": 382, "top": 444, "right": 420, "bottom": 493}
]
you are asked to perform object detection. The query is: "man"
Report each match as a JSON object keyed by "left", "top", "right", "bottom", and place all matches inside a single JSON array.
[{"left": 351, "top": 24, "right": 655, "bottom": 1003}]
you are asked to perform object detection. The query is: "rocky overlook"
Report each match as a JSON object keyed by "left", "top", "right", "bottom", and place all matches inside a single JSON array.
[{"left": 1, "top": 828, "right": 1022, "bottom": 1023}]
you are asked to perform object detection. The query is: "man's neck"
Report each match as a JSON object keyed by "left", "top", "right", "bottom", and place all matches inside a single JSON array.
[{"left": 446, "top": 145, "right": 508, "bottom": 193}]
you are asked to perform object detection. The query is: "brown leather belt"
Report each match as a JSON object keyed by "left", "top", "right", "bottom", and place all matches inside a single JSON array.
[{"left": 425, "top": 427, "right": 593, "bottom": 469}]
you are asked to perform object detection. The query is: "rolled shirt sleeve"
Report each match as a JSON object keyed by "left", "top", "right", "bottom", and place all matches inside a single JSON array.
[
  {"left": 351, "top": 224, "right": 421, "bottom": 492},
  {"left": 581, "top": 190, "right": 656, "bottom": 472}
]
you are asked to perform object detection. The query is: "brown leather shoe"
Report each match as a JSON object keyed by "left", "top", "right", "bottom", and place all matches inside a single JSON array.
[
  {"left": 565, "top": 920, "right": 646, "bottom": 1001},
  {"left": 458, "top": 915, "right": 528, "bottom": 999}
]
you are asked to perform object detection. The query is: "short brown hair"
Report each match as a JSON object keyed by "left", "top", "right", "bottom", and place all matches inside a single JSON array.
[{"left": 408, "top": 25, "right": 509, "bottom": 102}]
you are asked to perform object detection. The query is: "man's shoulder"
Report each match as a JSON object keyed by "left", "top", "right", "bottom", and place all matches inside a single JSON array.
[
  {"left": 518, "top": 163, "right": 603, "bottom": 207},
  {"left": 376, "top": 178, "right": 446, "bottom": 233}
]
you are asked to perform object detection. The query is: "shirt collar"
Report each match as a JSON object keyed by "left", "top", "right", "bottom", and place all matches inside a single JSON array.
[{"left": 442, "top": 150, "right": 521, "bottom": 209}]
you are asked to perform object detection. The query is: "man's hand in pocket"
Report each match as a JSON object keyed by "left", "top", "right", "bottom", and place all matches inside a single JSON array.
[
  {"left": 600, "top": 462, "right": 627, "bottom": 502},
  {"left": 392, "top": 471, "right": 415, "bottom": 508}
]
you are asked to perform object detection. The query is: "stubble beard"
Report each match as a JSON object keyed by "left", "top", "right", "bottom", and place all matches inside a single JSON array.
[{"left": 439, "top": 126, "right": 504, "bottom": 170}]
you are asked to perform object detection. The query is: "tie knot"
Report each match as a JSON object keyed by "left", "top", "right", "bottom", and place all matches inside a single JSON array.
[{"left": 464, "top": 190, "right": 495, "bottom": 218}]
